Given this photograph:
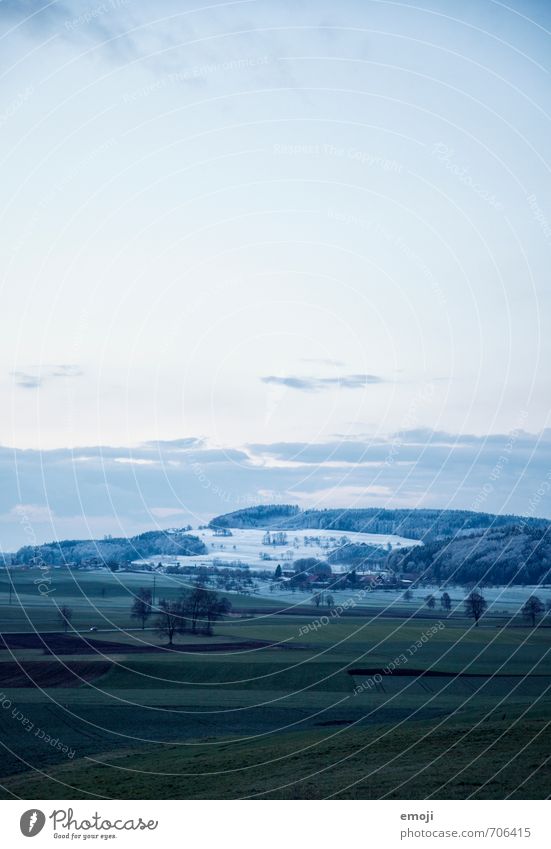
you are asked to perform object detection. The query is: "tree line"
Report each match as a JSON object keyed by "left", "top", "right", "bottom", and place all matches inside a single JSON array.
[
  {"left": 418, "top": 589, "right": 550, "bottom": 628},
  {"left": 209, "top": 504, "right": 548, "bottom": 540},
  {"left": 130, "top": 586, "right": 231, "bottom": 644}
]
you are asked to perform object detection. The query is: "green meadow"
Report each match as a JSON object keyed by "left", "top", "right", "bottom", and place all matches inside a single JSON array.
[{"left": 1, "top": 569, "right": 550, "bottom": 799}]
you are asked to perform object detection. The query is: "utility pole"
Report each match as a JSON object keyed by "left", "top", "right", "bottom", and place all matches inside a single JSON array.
[
  {"left": 152, "top": 574, "right": 156, "bottom": 606},
  {"left": 8, "top": 567, "right": 13, "bottom": 605}
]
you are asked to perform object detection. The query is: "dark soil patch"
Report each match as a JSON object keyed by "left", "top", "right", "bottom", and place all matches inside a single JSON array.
[
  {"left": 0, "top": 632, "right": 307, "bottom": 656},
  {"left": 347, "top": 668, "right": 543, "bottom": 678}
]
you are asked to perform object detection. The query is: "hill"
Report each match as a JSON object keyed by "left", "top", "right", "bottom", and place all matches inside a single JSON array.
[
  {"left": 210, "top": 504, "right": 551, "bottom": 585},
  {"left": 209, "top": 504, "right": 548, "bottom": 540},
  {"left": 11, "top": 529, "right": 207, "bottom": 567},
  {"left": 389, "top": 524, "right": 551, "bottom": 587}
]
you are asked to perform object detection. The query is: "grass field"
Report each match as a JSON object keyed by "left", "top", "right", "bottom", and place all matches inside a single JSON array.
[{"left": 1, "top": 569, "right": 550, "bottom": 799}]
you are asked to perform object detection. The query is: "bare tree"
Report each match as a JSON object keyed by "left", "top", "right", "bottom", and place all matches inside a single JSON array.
[
  {"left": 403, "top": 588, "right": 413, "bottom": 601},
  {"left": 325, "top": 594, "right": 334, "bottom": 608},
  {"left": 441, "top": 592, "right": 452, "bottom": 612},
  {"left": 464, "top": 589, "right": 487, "bottom": 627},
  {"left": 522, "top": 595, "right": 545, "bottom": 627},
  {"left": 184, "top": 587, "right": 209, "bottom": 634},
  {"left": 156, "top": 599, "right": 182, "bottom": 646},
  {"left": 57, "top": 605, "right": 73, "bottom": 633},
  {"left": 203, "top": 593, "right": 231, "bottom": 635},
  {"left": 425, "top": 594, "right": 436, "bottom": 609},
  {"left": 181, "top": 587, "right": 231, "bottom": 635},
  {"left": 130, "top": 587, "right": 153, "bottom": 630}
]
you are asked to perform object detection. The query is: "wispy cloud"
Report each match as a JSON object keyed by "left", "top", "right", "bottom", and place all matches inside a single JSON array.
[
  {"left": 11, "top": 371, "right": 43, "bottom": 389},
  {"left": 0, "top": 0, "right": 142, "bottom": 65},
  {"left": 12, "top": 364, "right": 83, "bottom": 389},
  {"left": 260, "top": 373, "right": 384, "bottom": 392}
]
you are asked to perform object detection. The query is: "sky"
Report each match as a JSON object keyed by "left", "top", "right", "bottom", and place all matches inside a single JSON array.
[{"left": 1, "top": 0, "right": 550, "bottom": 547}]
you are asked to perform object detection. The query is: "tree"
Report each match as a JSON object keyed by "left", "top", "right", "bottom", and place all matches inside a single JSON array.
[
  {"left": 441, "top": 592, "right": 452, "bottom": 612},
  {"left": 57, "top": 605, "right": 73, "bottom": 633},
  {"left": 156, "top": 599, "right": 182, "bottom": 646},
  {"left": 274, "top": 564, "right": 282, "bottom": 580},
  {"left": 130, "top": 587, "right": 153, "bottom": 630},
  {"left": 325, "top": 594, "right": 334, "bottom": 608},
  {"left": 522, "top": 595, "right": 544, "bottom": 627},
  {"left": 464, "top": 589, "right": 487, "bottom": 626},
  {"left": 203, "top": 593, "right": 231, "bottom": 635},
  {"left": 403, "top": 588, "right": 413, "bottom": 601},
  {"left": 312, "top": 592, "right": 322, "bottom": 608},
  {"left": 425, "top": 594, "right": 436, "bottom": 609},
  {"left": 181, "top": 587, "right": 231, "bottom": 635},
  {"left": 292, "top": 558, "right": 331, "bottom": 580},
  {"left": 183, "top": 587, "right": 209, "bottom": 634}
]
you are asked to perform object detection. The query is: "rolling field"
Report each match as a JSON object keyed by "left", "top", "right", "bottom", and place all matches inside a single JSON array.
[{"left": 0, "top": 569, "right": 550, "bottom": 798}]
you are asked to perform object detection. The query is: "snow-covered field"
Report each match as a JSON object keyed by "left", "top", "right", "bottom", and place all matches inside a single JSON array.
[
  {"left": 132, "top": 526, "right": 551, "bottom": 612},
  {"left": 141, "top": 526, "right": 421, "bottom": 573}
]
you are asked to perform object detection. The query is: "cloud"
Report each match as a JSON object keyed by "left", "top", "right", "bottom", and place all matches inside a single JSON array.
[
  {"left": 289, "top": 485, "right": 392, "bottom": 506},
  {"left": 50, "top": 364, "right": 83, "bottom": 378},
  {"left": 1, "top": 428, "right": 550, "bottom": 549},
  {"left": 10, "top": 503, "right": 53, "bottom": 523},
  {"left": 0, "top": 0, "right": 141, "bottom": 65},
  {"left": 11, "top": 364, "right": 83, "bottom": 389},
  {"left": 260, "top": 373, "right": 384, "bottom": 392},
  {"left": 11, "top": 371, "right": 43, "bottom": 389},
  {"left": 0, "top": 0, "right": 70, "bottom": 27}
]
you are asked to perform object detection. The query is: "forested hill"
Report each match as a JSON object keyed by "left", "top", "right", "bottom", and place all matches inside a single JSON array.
[
  {"left": 12, "top": 530, "right": 207, "bottom": 567},
  {"left": 388, "top": 525, "right": 551, "bottom": 587},
  {"left": 209, "top": 505, "right": 548, "bottom": 541}
]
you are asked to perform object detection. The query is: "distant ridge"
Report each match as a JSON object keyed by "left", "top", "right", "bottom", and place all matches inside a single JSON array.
[
  {"left": 10, "top": 529, "right": 207, "bottom": 567},
  {"left": 210, "top": 505, "right": 551, "bottom": 586},
  {"left": 209, "top": 504, "right": 549, "bottom": 540}
]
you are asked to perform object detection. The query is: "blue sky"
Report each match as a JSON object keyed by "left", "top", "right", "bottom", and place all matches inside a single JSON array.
[{"left": 1, "top": 1, "right": 550, "bottom": 546}]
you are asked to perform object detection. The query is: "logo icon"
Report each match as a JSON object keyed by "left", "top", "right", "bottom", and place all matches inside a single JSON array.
[{"left": 20, "top": 810, "right": 46, "bottom": 837}]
